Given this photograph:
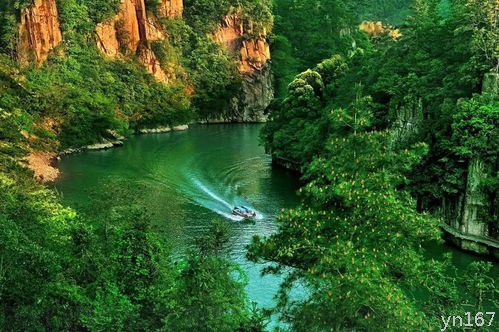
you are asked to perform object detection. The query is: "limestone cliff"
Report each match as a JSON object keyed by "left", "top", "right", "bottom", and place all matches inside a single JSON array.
[
  {"left": 214, "top": 11, "right": 273, "bottom": 122},
  {"left": 17, "top": 0, "right": 63, "bottom": 66},
  {"left": 390, "top": 96, "right": 423, "bottom": 149},
  {"left": 95, "top": 0, "right": 183, "bottom": 83}
]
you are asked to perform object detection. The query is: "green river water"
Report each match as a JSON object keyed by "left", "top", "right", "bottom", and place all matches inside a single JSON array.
[{"left": 54, "top": 124, "right": 497, "bottom": 319}]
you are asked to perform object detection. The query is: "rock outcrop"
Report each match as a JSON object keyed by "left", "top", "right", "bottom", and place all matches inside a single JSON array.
[
  {"left": 95, "top": 0, "right": 182, "bottom": 83},
  {"left": 17, "top": 0, "right": 63, "bottom": 66},
  {"left": 157, "top": 0, "right": 183, "bottom": 18},
  {"left": 213, "top": 10, "right": 273, "bottom": 122},
  {"left": 390, "top": 96, "right": 423, "bottom": 148},
  {"left": 443, "top": 73, "right": 499, "bottom": 257}
]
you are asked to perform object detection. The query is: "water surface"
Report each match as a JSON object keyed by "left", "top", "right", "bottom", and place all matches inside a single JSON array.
[{"left": 56, "top": 124, "right": 301, "bottom": 311}]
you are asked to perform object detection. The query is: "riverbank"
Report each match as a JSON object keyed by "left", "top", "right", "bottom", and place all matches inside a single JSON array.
[{"left": 26, "top": 124, "right": 190, "bottom": 183}]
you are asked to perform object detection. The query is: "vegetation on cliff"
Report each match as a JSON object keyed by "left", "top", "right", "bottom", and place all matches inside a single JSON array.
[{"left": 0, "top": 0, "right": 273, "bottom": 150}]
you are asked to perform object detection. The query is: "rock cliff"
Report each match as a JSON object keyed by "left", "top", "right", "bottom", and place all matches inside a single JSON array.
[
  {"left": 214, "top": 11, "right": 273, "bottom": 122},
  {"left": 157, "top": 0, "right": 183, "bottom": 18},
  {"left": 95, "top": 0, "right": 179, "bottom": 82},
  {"left": 18, "top": 0, "right": 63, "bottom": 66},
  {"left": 443, "top": 73, "right": 499, "bottom": 257},
  {"left": 14, "top": 0, "right": 272, "bottom": 122}
]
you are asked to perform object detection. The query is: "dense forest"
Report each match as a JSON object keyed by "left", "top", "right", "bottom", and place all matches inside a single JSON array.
[
  {"left": 0, "top": 0, "right": 498, "bottom": 331},
  {"left": 258, "top": 0, "right": 498, "bottom": 330}
]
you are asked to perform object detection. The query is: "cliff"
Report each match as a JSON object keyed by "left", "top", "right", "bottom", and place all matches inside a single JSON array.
[
  {"left": 213, "top": 11, "right": 273, "bottom": 122},
  {"left": 14, "top": 0, "right": 272, "bottom": 120},
  {"left": 95, "top": 0, "right": 182, "bottom": 83},
  {"left": 445, "top": 73, "right": 499, "bottom": 257},
  {"left": 157, "top": 0, "right": 183, "bottom": 19},
  {"left": 17, "top": 0, "right": 63, "bottom": 66}
]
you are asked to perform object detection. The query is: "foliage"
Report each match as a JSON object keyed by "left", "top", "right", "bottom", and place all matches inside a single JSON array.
[
  {"left": 261, "top": 70, "right": 325, "bottom": 167},
  {"left": 270, "top": 0, "right": 369, "bottom": 97},
  {"left": 257, "top": 1, "right": 499, "bottom": 330},
  {"left": 452, "top": 0, "right": 499, "bottom": 73},
  {"left": 183, "top": 0, "right": 231, "bottom": 33},
  {"left": 352, "top": 0, "right": 414, "bottom": 25},
  {"left": 166, "top": 223, "right": 267, "bottom": 332},
  {"left": 252, "top": 102, "right": 448, "bottom": 330},
  {"left": 0, "top": 174, "right": 84, "bottom": 331},
  {"left": 162, "top": 11, "right": 242, "bottom": 119},
  {"left": 462, "top": 262, "right": 499, "bottom": 312},
  {"left": 451, "top": 94, "right": 499, "bottom": 160},
  {"left": 81, "top": 0, "right": 120, "bottom": 24},
  {"left": 261, "top": 56, "right": 349, "bottom": 167},
  {"left": 183, "top": 0, "right": 272, "bottom": 35},
  {"left": 182, "top": 36, "right": 241, "bottom": 119}
]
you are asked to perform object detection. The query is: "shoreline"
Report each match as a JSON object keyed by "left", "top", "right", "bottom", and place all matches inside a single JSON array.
[
  {"left": 28, "top": 122, "right": 266, "bottom": 183},
  {"left": 28, "top": 123, "right": 263, "bottom": 183},
  {"left": 28, "top": 124, "right": 191, "bottom": 183}
]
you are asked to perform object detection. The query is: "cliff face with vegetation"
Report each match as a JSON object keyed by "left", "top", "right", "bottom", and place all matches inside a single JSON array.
[
  {"left": 0, "top": 0, "right": 279, "bottom": 197},
  {"left": 94, "top": 0, "right": 183, "bottom": 83},
  {"left": 441, "top": 73, "right": 498, "bottom": 256},
  {"left": 0, "top": 0, "right": 272, "bottom": 178},
  {"left": 213, "top": 10, "right": 272, "bottom": 121},
  {"left": 265, "top": 0, "right": 498, "bottom": 261},
  {"left": 18, "top": 0, "right": 62, "bottom": 65}
]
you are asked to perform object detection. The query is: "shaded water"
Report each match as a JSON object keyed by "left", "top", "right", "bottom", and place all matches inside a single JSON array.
[{"left": 55, "top": 124, "right": 497, "bottom": 322}]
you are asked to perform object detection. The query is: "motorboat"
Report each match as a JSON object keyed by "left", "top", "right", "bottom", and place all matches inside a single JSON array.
[{"left": 232, "top": 205, "right": 256, "bottom": 218}]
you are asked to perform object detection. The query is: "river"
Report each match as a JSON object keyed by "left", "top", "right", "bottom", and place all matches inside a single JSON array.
[
  {"left": 54, "top": 124, "right": 497, "bottom": 322},
  {"left": 55, "top": 124, "right": 301, "bottom": 314}
]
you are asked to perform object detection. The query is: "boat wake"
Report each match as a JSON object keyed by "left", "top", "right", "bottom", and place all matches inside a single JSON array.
[{"left": 191, "top": 178, "right": 264, "bottom": 221}]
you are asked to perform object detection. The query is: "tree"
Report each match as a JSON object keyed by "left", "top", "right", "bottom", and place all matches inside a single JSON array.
[
  {"left": 166, "top": 223, "right": 266, "bottom": 332},
  {"left": 261, "top": 69, "right": 327, "bottom": 167},
  {"left": 0, "top": 175, "right": 85, "bottom": 331},
  {"left": 452, "top": 0, "right": 499, "bottom": 73},
  {"left": 251, "top": 103, "right": 448, "bottom": 330}
]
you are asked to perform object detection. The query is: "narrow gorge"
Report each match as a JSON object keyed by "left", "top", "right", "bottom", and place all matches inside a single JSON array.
[{"left": 0, "top": 1, "right": 497, "bottom": 331}]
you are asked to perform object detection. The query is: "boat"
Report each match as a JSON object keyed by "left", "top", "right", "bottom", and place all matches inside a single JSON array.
[{"left": 232, "top": 205, "right": 256, "bottom": 218}]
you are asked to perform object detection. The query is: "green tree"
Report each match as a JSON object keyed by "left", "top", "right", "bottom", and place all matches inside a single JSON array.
[
  {"left": 166, "top": 223, "right": 266, "bottom": 332},
  {"left": 252, "top": 102, "right": 449, "bottom": 330}
]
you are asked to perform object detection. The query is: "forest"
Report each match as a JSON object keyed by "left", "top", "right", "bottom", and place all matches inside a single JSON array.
[{"left": 0, "top": 0, "right": 498, "bottom": 331}]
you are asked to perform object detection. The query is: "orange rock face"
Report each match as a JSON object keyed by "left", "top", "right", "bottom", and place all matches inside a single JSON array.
[
  {"left": 137, "top": 47, "right": 169, "bottom": 82},
  {"left": 214, "top": 13, "right": 244, "bottom": 53},
  {"left": 96, "top": 20, "right": 121, "bottom": 57},
  {"left": 213, "top": 10, "right": 273, "bottom": 121},
  {"left": 95, "top": 0, "right": 170, "bottom": 82},
  {"left": 213, "top": 12, "right": 271, "bottom": 75},
  {"left": 96, "top": 0, "right": 141, "bottom": 55},
  {"left": 240, "top": 38, "right": 271, "bottom": 74},
  {"left": 157, "top": 0, "right": 183, "bottom": 18},
  {"left": 18, "top": 0, "right": 63, "bottom": 66}
]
